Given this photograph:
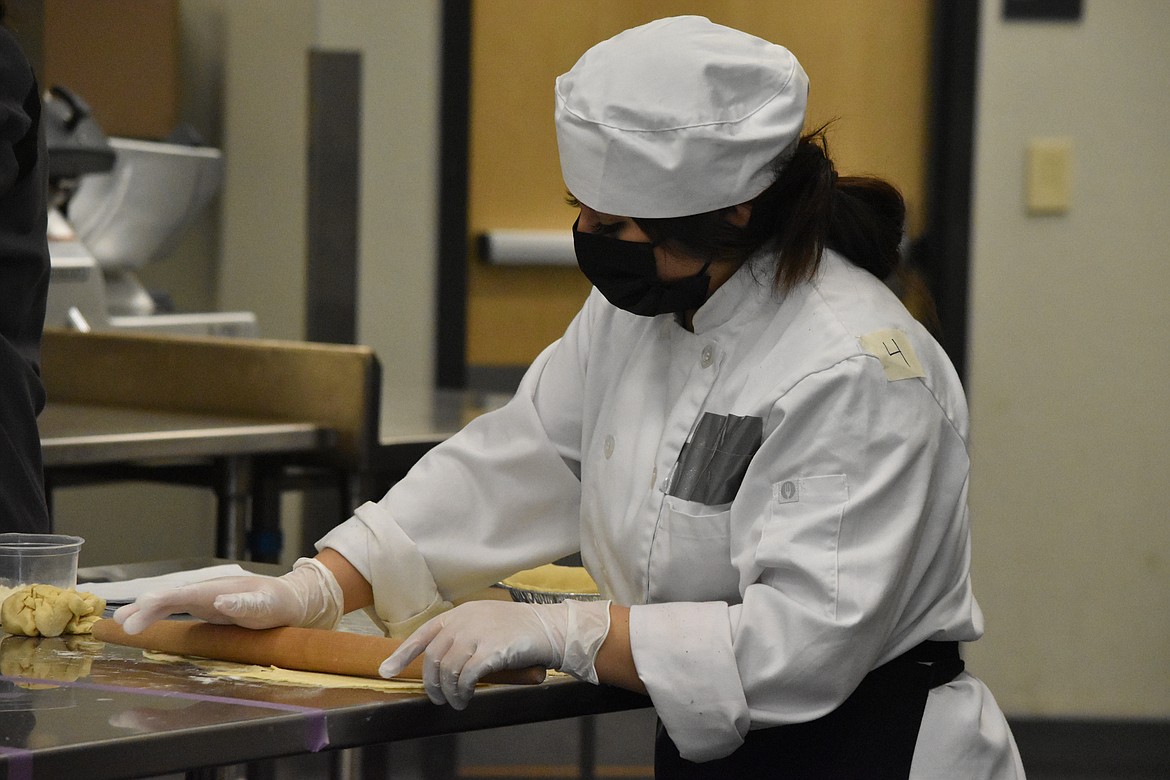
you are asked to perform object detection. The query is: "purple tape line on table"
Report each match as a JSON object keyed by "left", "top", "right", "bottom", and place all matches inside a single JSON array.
[{"left": 0, "top": 747, "right": 32, "bottom": 780}]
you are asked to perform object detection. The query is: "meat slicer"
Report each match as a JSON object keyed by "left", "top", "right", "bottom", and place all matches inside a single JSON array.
[{"left": 43, "top": 86, "right": 258, "bottom": 337}]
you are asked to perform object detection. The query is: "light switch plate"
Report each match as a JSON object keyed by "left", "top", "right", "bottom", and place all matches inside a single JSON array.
[{"left": 1026, "top": 138, "right": 1073, "bottom": 215}]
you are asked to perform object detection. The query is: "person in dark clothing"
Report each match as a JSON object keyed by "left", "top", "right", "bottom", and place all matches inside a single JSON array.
[{"left": 0, "top": 19, "right": 52, "bottom": 533}]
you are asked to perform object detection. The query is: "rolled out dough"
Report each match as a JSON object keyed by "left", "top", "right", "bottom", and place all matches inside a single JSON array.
[{"left": 141, "top": 651, "right": 427, "bottom": 692}]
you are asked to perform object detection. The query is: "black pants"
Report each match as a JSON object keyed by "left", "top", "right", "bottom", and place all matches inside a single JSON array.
[{"left": 655, "top": 641, "right": 964, "bottom": 780}]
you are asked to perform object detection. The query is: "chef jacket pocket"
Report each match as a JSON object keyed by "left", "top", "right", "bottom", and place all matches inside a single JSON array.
[
  {"left": 755, "top": 475, "right": 848, "bottom": 619},
  {"left": 647, "top": 497, "right": 741, "bottom": 603}
]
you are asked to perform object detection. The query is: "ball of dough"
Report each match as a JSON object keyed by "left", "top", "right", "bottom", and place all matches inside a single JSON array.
[{"left": 0, "top": 584, "right": 106, "bottom": 637}]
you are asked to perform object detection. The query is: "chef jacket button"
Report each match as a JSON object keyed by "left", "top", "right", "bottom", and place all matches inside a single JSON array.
[
  {"left": 700, "top": 344, "right": 714, "bottom": 368},
  {"left": 604, "top": 435, "right": 615, "bottom": 459}
]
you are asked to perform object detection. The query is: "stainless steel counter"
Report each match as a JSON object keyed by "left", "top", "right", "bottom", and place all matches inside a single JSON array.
[
  {"left": 0, "top": 560, "right": 649, "bottom": 779},
  {"left": 0, "top": 630, "right": 649, "bottom": 778}
]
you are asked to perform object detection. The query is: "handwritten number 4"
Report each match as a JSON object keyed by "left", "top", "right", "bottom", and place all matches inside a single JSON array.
[{"left": 883, "top": 339, "right": 910, "bottom": 367}]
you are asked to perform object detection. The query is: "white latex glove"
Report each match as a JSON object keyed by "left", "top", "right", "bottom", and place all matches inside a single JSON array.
[
  {"left": 379, "top": 598, "right": 611, "bottom": 710},
  {"left": 112, "top": 558, "right": 343, "bottom": 635}
]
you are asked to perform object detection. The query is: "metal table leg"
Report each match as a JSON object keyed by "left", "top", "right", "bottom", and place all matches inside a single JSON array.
[{"left": 216, "top": 456, "right": 253, "bottom": 560}]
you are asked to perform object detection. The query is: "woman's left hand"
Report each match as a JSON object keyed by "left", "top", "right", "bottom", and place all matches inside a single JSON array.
[{"left": 379, "top": 599, "right": 611, "bottom": 710}]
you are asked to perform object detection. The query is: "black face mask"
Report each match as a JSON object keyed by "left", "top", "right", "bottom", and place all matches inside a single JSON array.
[{"left": 573, "top": 218, "right": 711, "bottom": 317}]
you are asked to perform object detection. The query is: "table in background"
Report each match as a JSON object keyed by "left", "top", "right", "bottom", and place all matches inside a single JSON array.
[
  {"left": 40, "top": 402, "right": 334, "bottom": 560},
  {"left": 38, "top": 388, "right": 507, "bottom": 565},
  {"left": 38, "top": 328, "right": 378, "bottom": 564}
]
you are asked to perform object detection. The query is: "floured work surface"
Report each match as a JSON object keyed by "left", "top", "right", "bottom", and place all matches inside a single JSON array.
[
  {"left": 0, "top": 620, "right": 640, "bottom": 779},
  {"left": 138, "top": 647, "right": 566, "bottom": 693}
]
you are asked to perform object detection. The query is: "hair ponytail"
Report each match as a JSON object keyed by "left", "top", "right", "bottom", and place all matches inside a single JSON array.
[
  {"left": 752, "top": 127, "right": 906, "bottom": 291},
  {"left": 828, "top": 177, "right": 905, "bottom": 280},
  {"left": 746, "top": 132, "right": 837, "bottom": 289},
  {"left": 631, "top": 126, "right": 919, "bottom": 307}
]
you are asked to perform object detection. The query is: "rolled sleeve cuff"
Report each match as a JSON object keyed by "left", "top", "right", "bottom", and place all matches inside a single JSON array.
[
  {"left": 629, "top": 601, "right": 750, "bottom": 762},
  {"left": 316, "top": 501, "right": 453, "bottom": 638}
]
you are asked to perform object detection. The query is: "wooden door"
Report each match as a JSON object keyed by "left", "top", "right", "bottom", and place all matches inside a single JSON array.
[{"left": 466, "top": 1, "right": 932, "bottom": 370}]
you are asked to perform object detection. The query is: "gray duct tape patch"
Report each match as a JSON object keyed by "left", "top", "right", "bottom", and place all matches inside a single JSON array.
[{"left": 667, "top": 412, "right": 763, "bottom": 505}]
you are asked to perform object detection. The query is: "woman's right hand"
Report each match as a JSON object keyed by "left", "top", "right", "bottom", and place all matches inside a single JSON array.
[{"left": 112, "top": 558, "right": 343, "bottom": 635}]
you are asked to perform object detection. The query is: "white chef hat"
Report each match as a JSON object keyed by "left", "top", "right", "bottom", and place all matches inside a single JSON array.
[{"left": 555, "top": 16, "right": 809, "bottom": 219}]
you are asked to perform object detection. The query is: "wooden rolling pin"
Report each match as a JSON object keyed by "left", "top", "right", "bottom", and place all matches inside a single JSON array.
[{"left": 91, "top": 619, "right": 547, "bottom": 685}]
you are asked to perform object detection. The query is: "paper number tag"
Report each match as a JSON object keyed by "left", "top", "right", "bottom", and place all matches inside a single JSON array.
[{"left": 859, "top": 329, "right": 926, "bottom": 381}]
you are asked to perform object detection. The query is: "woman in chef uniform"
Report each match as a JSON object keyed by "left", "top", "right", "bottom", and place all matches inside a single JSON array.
[{"left": 117, "top": 17, "right": 1025, "bottom": 778}]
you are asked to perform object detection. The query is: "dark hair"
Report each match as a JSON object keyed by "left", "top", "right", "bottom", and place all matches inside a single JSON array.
[{"left": 633, "top": 127, "right": 906, "bottom": 293}]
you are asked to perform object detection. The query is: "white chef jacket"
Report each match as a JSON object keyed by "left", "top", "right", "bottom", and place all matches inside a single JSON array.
[{"left": 318, "top": 249, "right": 1025, "bottom": 777}]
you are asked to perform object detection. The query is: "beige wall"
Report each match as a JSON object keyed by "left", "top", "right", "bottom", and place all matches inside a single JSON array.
[
  {"left": 215, "top": 0, "right": 314, "bottom": 342},
  {"left": 315, "top": 0, "right": 443, "bottom": 402},
  {"left": 965, "top": 0, "right": 1170, "bottom": 716},
  {"left": 215, "top": 0, "right": 441, "bottom": 392}
]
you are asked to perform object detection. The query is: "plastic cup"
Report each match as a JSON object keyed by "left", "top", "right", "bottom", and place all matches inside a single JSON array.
[{"left": 0, "top": 534, "right": 85, "bottom": 590}]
